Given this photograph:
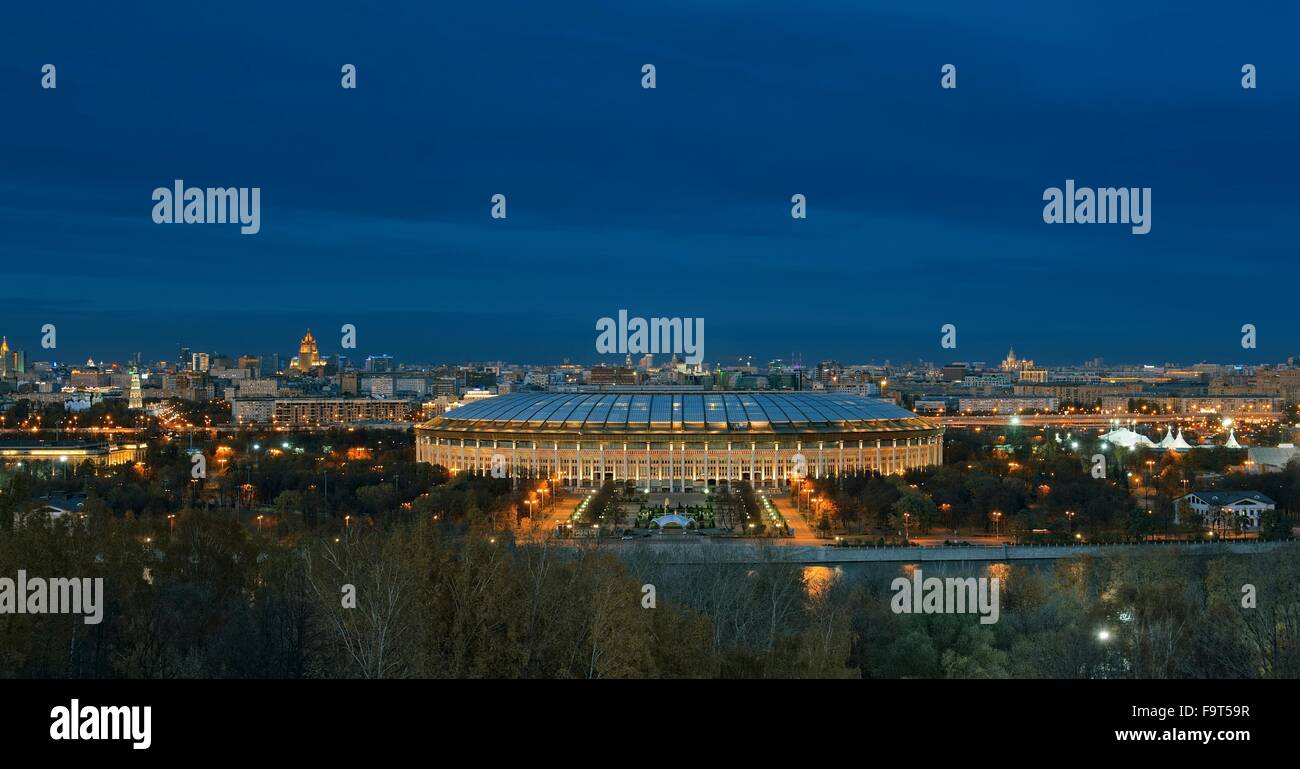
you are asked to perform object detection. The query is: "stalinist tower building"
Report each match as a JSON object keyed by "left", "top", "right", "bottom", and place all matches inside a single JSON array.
[{"left": 293, "top": 329, "right": 323, "bottom": 373}]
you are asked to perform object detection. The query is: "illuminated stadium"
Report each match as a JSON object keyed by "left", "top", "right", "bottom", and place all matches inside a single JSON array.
[{"left": 416, "top": 391, "right": 944, "bottom": 490}]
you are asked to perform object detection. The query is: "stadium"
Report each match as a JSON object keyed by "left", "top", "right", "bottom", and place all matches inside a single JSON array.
[{"left": 416, "top": 391, "right": 944, "bottom": 490}]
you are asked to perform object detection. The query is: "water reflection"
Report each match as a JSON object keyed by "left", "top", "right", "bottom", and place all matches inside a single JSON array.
[{"left": 801, "top": 565, "right": 840, "bottom": 598}]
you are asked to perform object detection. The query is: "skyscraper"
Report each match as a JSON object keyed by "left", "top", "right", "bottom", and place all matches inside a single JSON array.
[
  {"left": 129, "top": 369, "right": 144, "bottom": 410},
  {"left": 293, "top": 329, "right": 322, "bottom": 374}
]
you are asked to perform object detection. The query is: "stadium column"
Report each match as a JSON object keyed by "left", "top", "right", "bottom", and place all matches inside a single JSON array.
[
  {"left": 858, "top": 439, "right": 864, "bottom": 477},
  {"left": 623, "top": 442, "right": 628, "bottom": 481},
  {"left": 668, "top": 441, "right": 674, "bottom": 492},
  {"left": 875, "top": 439, "right": 882, "bottom": 474}
]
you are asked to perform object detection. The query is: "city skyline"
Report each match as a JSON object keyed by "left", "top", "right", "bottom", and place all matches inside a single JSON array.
[{"left": 2, "top": 330, "right": 1295, "bottom": 373}]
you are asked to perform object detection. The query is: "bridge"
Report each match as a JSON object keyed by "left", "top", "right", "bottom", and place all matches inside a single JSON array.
[{"left": 938, "top": 412, "right": 1281, "bottom": 428}]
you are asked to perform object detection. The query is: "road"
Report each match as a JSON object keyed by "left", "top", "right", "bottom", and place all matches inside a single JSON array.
[
  {"left": 939, "top": 413, "right": 1280, "bottom": 428},
  {"left": 767, "top": 494, "right": 825, "bottom": 544}
]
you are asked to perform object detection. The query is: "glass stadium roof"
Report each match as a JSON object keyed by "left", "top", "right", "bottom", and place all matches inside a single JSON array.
[{"left": 432, "top": 392, "right": 927, "bottom": 432}]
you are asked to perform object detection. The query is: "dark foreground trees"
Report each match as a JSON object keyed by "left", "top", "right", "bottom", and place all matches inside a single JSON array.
[{"left": 3, "top": 508, "right": 1299, "bottom": 679}]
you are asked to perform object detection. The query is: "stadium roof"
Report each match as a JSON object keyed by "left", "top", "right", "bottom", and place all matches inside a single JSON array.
[{"left": 426, "top": 391, "right": 933, "bottom": 434}]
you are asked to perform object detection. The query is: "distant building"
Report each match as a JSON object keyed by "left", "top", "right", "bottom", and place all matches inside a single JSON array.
[
  {"left": 369, "top": 377, "right": 395, "bottom": 399},
  {"left": 940, "top": 363, "right": 969, "bottom": 382},
  {"left": 272, "top": 397, "right": 411, "bottom": 427},
  {"left": 0, "top": 441, "right": 147, "bottom": 468},
  {"left": 1000, "top": 348, "right": 1035, "bottom": 371},
  {"left": 365, "top": 355, "right": 394, "bottom": 373},
  {"left": 292, "top": 329, "right": 322, "bottom": 374},
  {"left": 589, "top": 365, "right": 640, "bottom": 386},
  {"left": 957, "top": 395, "right": 1058, "bottom": 414},
  {"left": 0, "top": 337, "right": 25, "bottom": 377},
  {"left": 237, "top": 379, "right": 279, "bottom": 398},
  {"left": 232, "top": 398, "right": 276, "bottom": 424},
  {"left": 1175, "top": 490, "right": 1276, "bottom": 531},
  {"left": 339, "top": 370, "right": 361, "bottom": 395},
  {"left": 128, "top": 369, "right": 144, "bottom": 409}
]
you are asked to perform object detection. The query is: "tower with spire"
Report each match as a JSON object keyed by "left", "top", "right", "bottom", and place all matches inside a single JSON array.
[
  {"left": 129, "top": 367, "right": 144, "bottom": 410},
  {"left": 293, "top": 329, "right": 322, "bottom": 373},
  {"left": 0, "top": 337, "right": 25, "bottom": 378}
]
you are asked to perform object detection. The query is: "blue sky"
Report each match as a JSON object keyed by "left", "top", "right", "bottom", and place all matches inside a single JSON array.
[{"left": 1, "top": 1, "right": 1296, "bottom": 366}]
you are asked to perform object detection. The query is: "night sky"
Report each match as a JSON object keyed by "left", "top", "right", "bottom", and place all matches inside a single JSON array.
[{"left": 1, "top": 1, "right": 1296, "bottom": 366}]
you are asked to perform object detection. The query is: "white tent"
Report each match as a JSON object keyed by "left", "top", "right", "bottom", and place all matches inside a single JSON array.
[
  {"left": 1171, "top": 428, "right": 1192, "bottom": 451},
  {"left": 1156, "top": 425, "right": 1177, "bottom": 449},
  {"left": 1224, "top": 429, "right": 1243, "bottom": 449},
  {"left": 1098, "top": 427, "right": 1157, "bottom": 449}
]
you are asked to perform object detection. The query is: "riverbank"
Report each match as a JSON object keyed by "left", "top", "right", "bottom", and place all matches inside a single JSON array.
[{"left": 568, "top": 538, "right": 1292, "bottom": 564}]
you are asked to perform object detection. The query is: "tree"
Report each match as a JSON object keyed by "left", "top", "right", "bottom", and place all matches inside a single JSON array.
[{"left": 891, "top": 489, "right": 939, "bottom": 535}]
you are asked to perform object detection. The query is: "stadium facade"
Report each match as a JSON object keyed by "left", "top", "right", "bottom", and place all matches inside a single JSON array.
[{"left": 416, "top": 391, "right": 943, "bottom": 490}]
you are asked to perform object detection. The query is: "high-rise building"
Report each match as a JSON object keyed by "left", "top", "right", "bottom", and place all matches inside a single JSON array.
[
  {"left": 1000, "top": 348, "right": 1035, "bottom": 371},
  {"left": 0, "top": 337, "right": 25, "bottom": 377},
  {"left": 293, "top": 329, "right": 322, "bottom": 374},
  {"left": 365, "top": 354, "right": 393, "bottom": 373},
  {"left": 191, "top": 352, "right": 210, "bottom": 372},
  {"left": 129, "top": 369, "right": 144, "bottom": 410}
]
